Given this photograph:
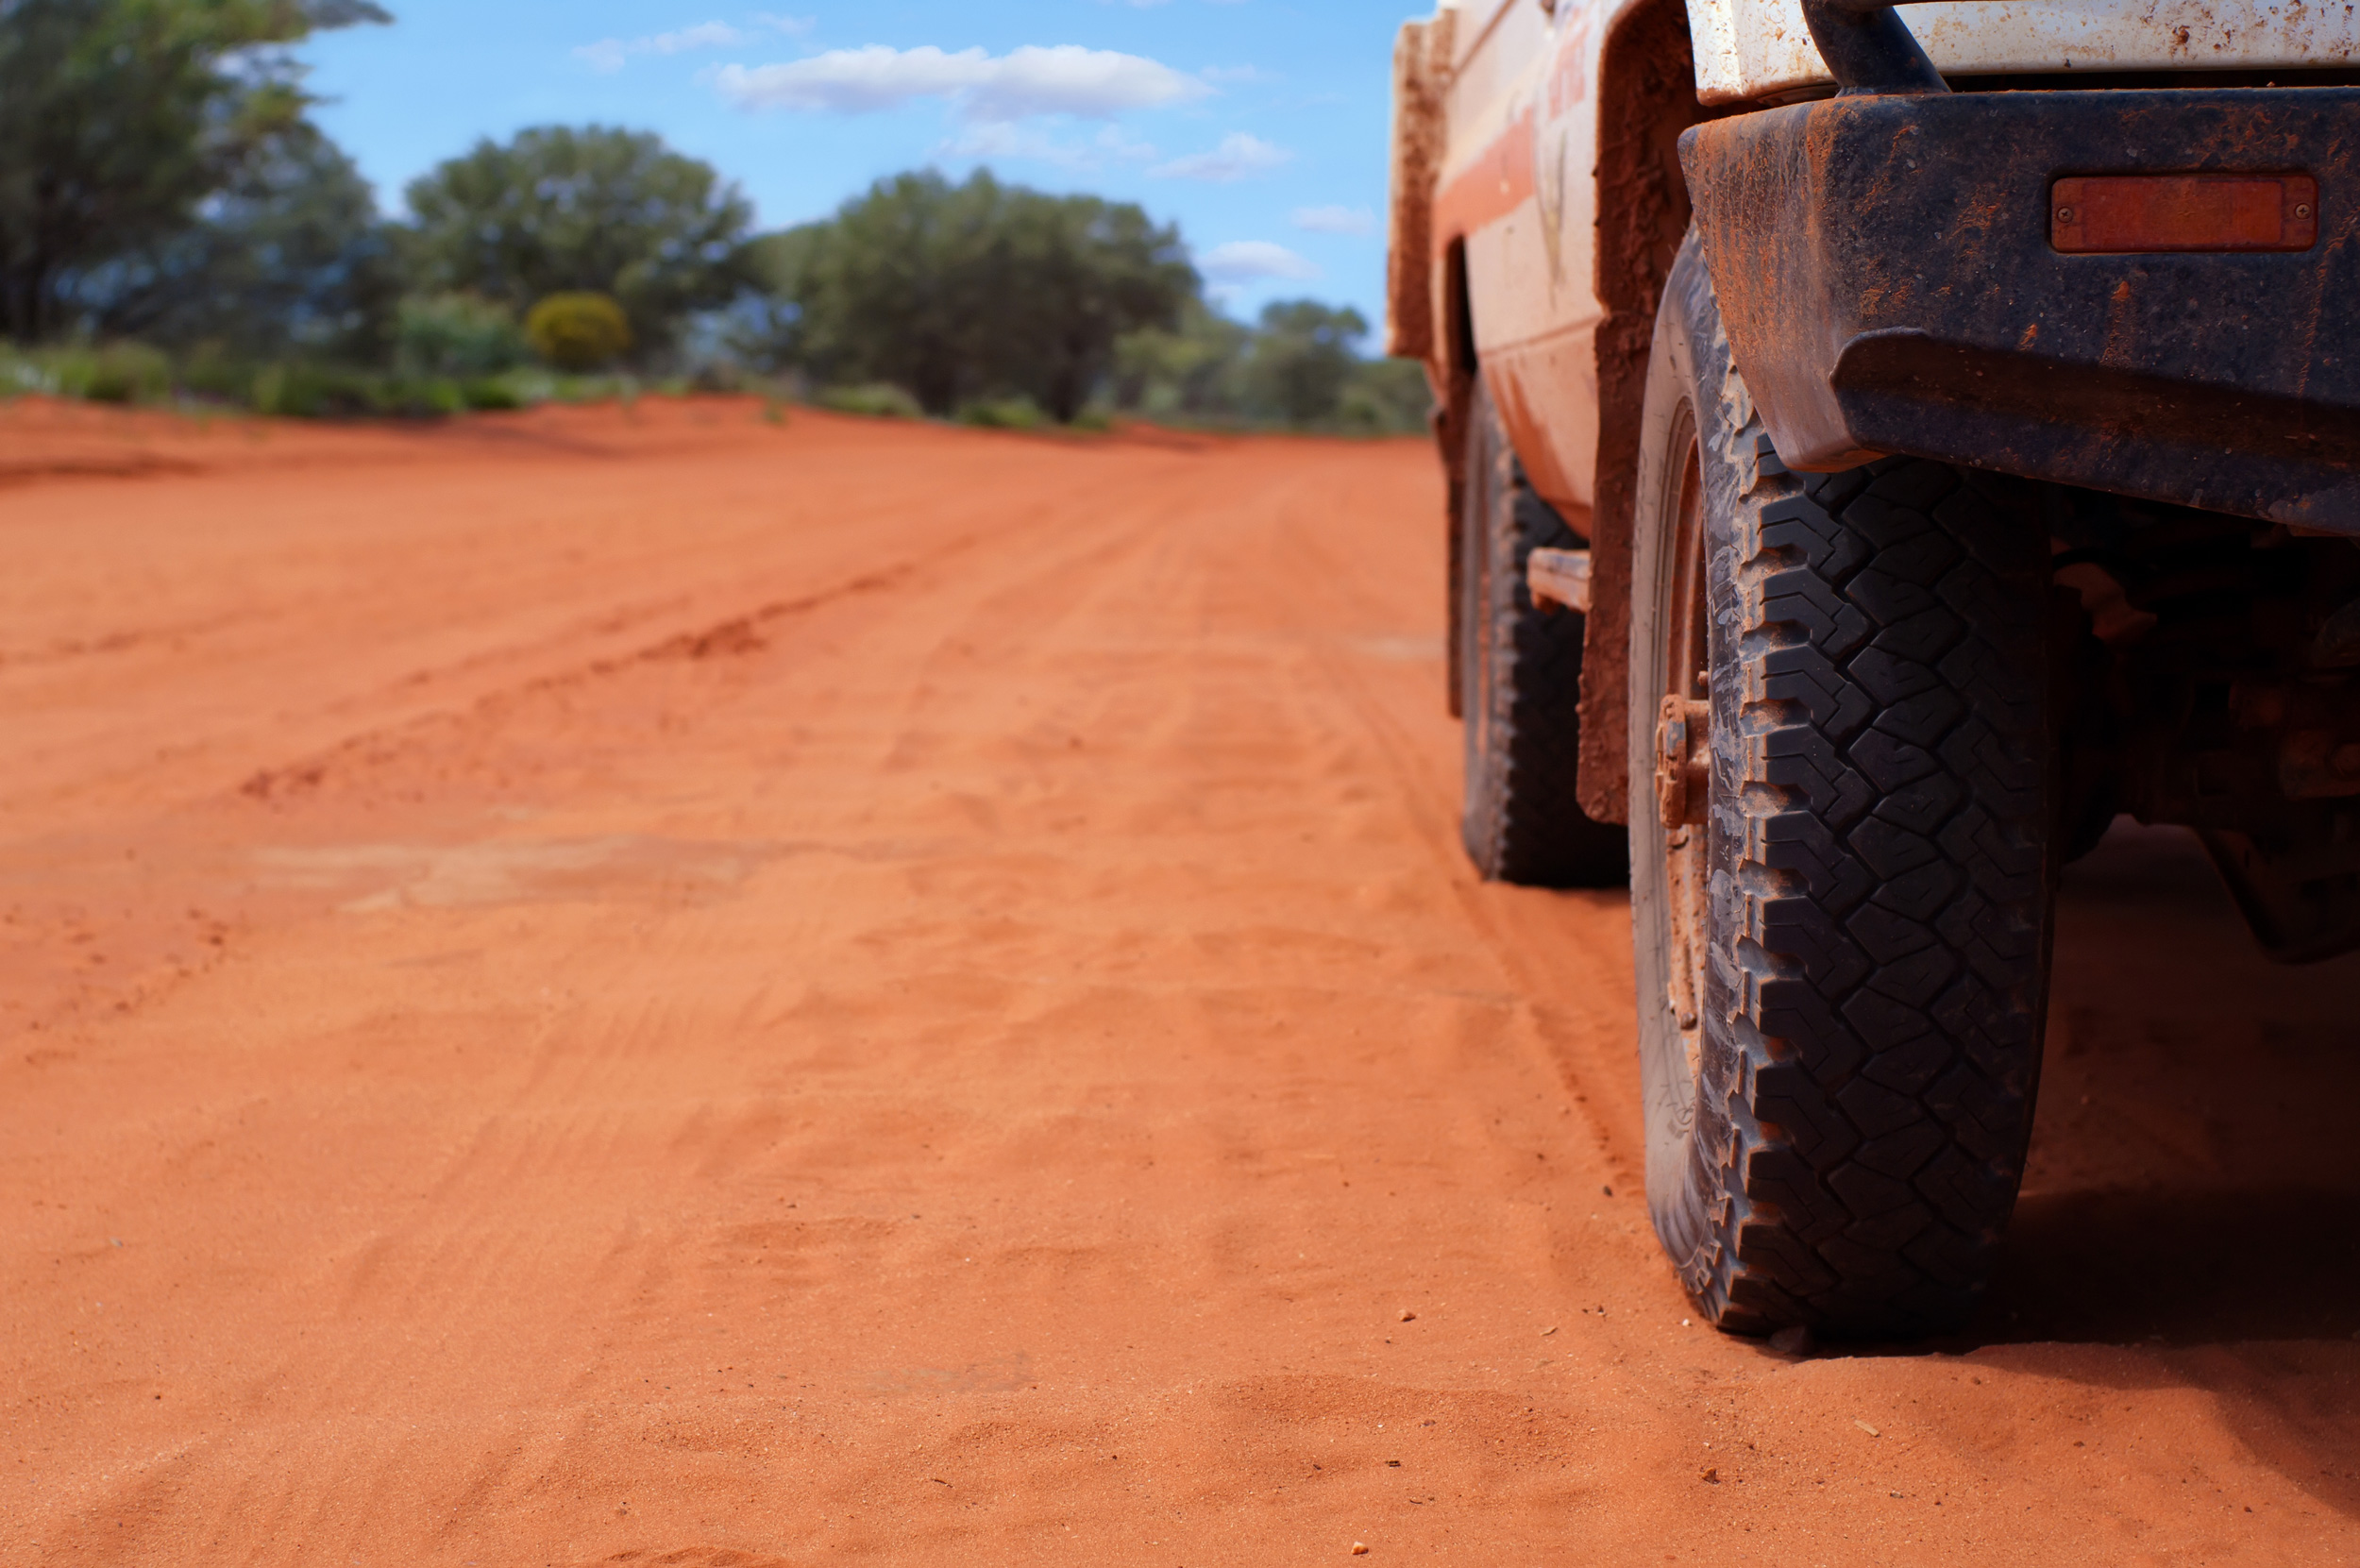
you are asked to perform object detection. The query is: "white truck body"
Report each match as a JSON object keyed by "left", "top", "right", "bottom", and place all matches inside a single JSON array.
[
  {"left": 1694, "top": 0, "right": 2359, "bottom": 103},
  {"left": 1392, "top": 0, "right": 2354, "bottom": 526}
]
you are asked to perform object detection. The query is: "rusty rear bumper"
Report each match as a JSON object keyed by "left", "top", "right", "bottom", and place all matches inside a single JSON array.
[{"left": 1677, "top": 88, "right": 2360, "bottom": 531}]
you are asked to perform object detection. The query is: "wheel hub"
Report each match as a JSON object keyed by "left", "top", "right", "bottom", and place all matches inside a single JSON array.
[{"left": 1655, "top": 695, "right": 1711, "bottom": 828}]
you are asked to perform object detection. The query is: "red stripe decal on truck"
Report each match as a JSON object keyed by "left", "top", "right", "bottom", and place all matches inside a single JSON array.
[{"left": 1433, "top": 109, "right": 1536, "bottom": 246}]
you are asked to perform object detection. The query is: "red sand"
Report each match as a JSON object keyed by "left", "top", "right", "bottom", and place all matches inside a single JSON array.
[{"left": 3, "top": 394, "right": 2356, "bottom": 1565}]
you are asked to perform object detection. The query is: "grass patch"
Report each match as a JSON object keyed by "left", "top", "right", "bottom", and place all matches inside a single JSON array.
[
  {"left": 818, "top": 382, "right": 923, "bottom": 419},
  {"left": 956, "top": 395, "right": 1044, "bottom": 431}
]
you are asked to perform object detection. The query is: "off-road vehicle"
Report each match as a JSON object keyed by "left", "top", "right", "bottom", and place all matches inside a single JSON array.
[{"left": 1389, "top": 0, "right": 2359, "bottom": 1336}]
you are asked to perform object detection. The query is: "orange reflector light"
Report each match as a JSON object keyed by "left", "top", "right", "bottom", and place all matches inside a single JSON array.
[{"left": 2051, "top": 174, "right": 2318, "bottom": 254}]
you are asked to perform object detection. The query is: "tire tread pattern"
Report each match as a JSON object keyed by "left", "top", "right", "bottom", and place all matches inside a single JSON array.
[
  {"left": 1691, "top": 426, "right": 2052, "bottom": 1338},
  {"left": 1461, "top": 376, "right": 1627, "bottom": 888}
]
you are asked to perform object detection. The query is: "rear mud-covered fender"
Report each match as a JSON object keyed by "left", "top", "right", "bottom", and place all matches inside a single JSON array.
[{"left": 1679, "top": 88, "right": 2360, "bottom": 531}]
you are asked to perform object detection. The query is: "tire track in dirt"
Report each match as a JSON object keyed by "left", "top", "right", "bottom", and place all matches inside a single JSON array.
[
  {"left": 1269, "top": 486, "right": 1647, "bottom": 1196},
  {"left": 3, "top": 399, "right": 2356, "bottom": 1567}
]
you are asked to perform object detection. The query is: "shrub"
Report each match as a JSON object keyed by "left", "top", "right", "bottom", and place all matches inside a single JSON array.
[
  {"left": 175, "top": 344, "right": 256, "bottom": 404},
  {"left": 61, "top": 343, "right": 172, "bottom": 404},
  {"left": 956, "top": 395, "right": 1043, "bottom": 430},
  {"left": 251, "top": 362, "right": 382, "bottom": 418},
  {"left": 376, "top": 377, "right": 466, "bottom": 417},
  {"left": 249, "top": 362, "right": 288, "bottom": 413},
  {"left": 462, "top": 376, "right": 526, "bottom": 412},
  {"left": 396, "top": 294, "right": 529, "bottom": 378},
  {"left": 1335, "top": 358, "right": 1434, "bottom": 436},
  {"left": 525, "top": 292, "right": 632, "bottom": 372},
  {"left": 0, "top": 344, "right": 42, "bottom": 396},
  {"left": 818, "top": 381, "right": 921, "bottom": 419}
]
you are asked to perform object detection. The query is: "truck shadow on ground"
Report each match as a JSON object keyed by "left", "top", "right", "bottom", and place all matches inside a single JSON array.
[
  {"left": 1992, "top": 1186, "right": 2360, "bottom": 1347},
  {"left": 1919, "top": 821, "right": 2360, "bottom": 1519},
  {"left": 1968, "top": 819, "right": 2360, "bottom": 1351}
]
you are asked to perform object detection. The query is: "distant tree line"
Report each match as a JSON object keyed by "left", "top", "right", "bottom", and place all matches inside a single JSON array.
[
  {"left": 0, "top": 0, "right": 1426, "bottom": 430},
  {"left": 739, "top": 171, "right": 1425, "bottom": 432}
]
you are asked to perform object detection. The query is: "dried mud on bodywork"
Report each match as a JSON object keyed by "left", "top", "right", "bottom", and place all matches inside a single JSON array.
[{"left": 1679, "top": 89, "right": 2360, "bottom": 526}]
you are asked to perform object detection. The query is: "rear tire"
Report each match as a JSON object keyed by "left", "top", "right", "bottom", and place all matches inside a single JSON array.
[
  {"left": 1629, "top": 234, "right": 2057, "bottom": 1338},
  {"left": 1457, "top": 371, "right": 1628, "bottom": 888}
]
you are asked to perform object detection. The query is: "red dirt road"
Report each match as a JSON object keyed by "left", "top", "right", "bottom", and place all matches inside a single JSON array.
[{"left": 4, "top": 396, "right": 2357, "bottom": 1566}]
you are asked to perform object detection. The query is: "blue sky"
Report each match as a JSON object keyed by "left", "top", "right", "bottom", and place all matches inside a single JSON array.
[{"left": 297, "top": 1, "right": 1401, "bottom": 328}]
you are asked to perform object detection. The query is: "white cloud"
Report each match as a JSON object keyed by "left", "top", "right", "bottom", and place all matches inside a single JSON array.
[
  {"left": 1094, "top": 124, "right": 1162, "bottom": 161},
  {"left": 716, "top": 43, "right": 1209, "bottom": 120},
  {"left": 575, "top": 20, "right": 752, "bottom": 74},
  {"left": 1292, "top": 204, "right": 1375, "bottom": 236},
  {"left": 577, "top": 39, "right": 630, "bottom": 72},
  {"left": 1198, "top": 241, "right": 1321, "bottom": 282},
  {"left": 939, "top": 121, "right": 1160, "bottom": 170},
  {"left": 577, "top": 16, "right": 813, "bottom": 73},
  {"left": 941, "top": 122, "right": 1096, "bottom": 168},
  {"left": 1149, "top": 132, "right": 1290, "bottom": 182},
  {"left": 658, "top": 20, "right": 747, "bottom": 49}
]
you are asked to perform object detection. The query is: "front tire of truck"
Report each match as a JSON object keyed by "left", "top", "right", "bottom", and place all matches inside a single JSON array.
[
  {"left": 1629, "top": 233, "right": 2058, "bottom": 1338},
  {"left": 1457, "top": 369, "right": 1628, "bottom": 887}
]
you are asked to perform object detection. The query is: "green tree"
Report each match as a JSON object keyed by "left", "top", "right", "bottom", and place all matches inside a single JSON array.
[
  {"left": 395, "top": 292, "right": 524, "bottom": 376},
  {"left": 788, "top": 172, "right": 999, "bottom": 413},
  {"left": 786, "top": 169, "right": 1195, "bottom": 421},
  {"left": 720, "top": 223, "right": 824, "bottom": 373},
  {"left": 69, "top": 121, "right": 399, "bottom": 358},
  {"left": 1241, "top": 300, "right": 1369, "bottom": 427},
  {"left": 402, "top": 126, "right": 753, "bottom": 361},
  {"left": 1109, "top": 298, "right": 1251, "bottom": 420},
  {"left": 1108, "top": 299, "right": 1426, "bottom": 433},
  {"left": 1336, "top": 356, "right": 1434, "bottom": 435},
  {"left": 989, "top": 190, "right": 1198, "bottom": 421},
  {"left": 0, "top": 0, "right": 390, "bottom": 341}
]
